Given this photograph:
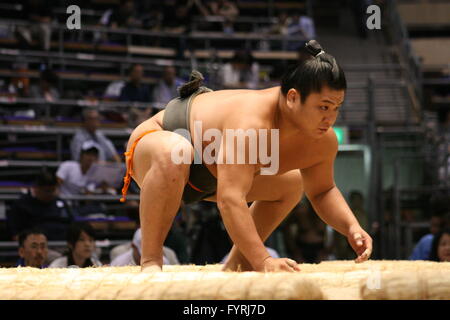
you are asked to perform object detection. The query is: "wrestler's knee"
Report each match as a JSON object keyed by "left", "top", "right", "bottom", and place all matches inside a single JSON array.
[{"left": 152, "top": 138, "right": 193, "bottom": 183}]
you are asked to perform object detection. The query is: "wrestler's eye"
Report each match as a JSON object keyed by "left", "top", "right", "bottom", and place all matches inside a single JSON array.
[{"left": 320, "top": 106, "right": 328, "bottom": 111}]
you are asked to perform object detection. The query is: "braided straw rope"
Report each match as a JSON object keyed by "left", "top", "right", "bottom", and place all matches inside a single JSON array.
[{"left": 1, "top": 261, "right": 449, "bottom": 300}]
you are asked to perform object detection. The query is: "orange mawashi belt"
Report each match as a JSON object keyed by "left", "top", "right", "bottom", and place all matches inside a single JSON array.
[
  {"left": 120, "top": 130, "right": 159, "bottom": 203},
  {"left": 119, "top": 129, "right": 205, "bottom": 202}
]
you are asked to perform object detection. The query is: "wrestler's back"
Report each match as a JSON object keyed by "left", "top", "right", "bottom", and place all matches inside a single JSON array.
[{"left": 127, "top": 86, "right": 334, "bottom": 176}]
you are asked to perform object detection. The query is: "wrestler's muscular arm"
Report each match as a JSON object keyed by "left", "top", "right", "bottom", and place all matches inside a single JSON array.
[
  {"left": 301, "top": 135, "right": 373, "bottom": 263},
  {"left": 215, "top": 122, "right": 299, "bottom": 272}
]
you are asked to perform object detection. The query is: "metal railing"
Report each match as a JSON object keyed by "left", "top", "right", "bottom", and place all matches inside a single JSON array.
[{"left": 387, "top": 0, "right": 424, "bottom": 121}]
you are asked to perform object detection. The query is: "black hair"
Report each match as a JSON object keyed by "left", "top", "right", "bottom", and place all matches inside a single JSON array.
[
  {"left": 429, "top": 228, "right": 450, "bottom": 261},
  {"left": 128, "top": 63, "right": 142, "bottom": 75},
  {"left": 66, "top": 222, "right": 96, "bottom": 247},
  {"left": 80, "top": 147, "right": 99, "bottom": 157},
  {"left": 231, "top": 49, "right": 254, "bottom": 66},
  {"left": 281, "top": 40, "right": 347, "bottom": 103},
  {"left": 18, "top": 227, "right": 47, "bottom": 248},
  {"left": 33, "top": 170, "right": 57, "bottom": 187},
  {"left": 178, "top": 70, "right": 205, "bottom": 99},
  {"left": 65, "top": 222, "right": 97, "bottom": 267}
]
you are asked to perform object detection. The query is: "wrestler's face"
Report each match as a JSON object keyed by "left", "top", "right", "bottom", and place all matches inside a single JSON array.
[{"left": 287, "top": 86, "right": 344, "bottom": 139}]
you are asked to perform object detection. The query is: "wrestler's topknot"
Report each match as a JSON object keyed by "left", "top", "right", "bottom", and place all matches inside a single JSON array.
[{"left": 178, "top": 70, "right": 205, "bottom": 99}]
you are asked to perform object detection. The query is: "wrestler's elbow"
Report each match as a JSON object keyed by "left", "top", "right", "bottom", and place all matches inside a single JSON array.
[{"left": 306, "top": 185, "right": 336, "bottom": 203}]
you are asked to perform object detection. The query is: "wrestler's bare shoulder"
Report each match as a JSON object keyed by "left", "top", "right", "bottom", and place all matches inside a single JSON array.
[{"left": 192, "top": 87, "right": 279, "bottom": 128}]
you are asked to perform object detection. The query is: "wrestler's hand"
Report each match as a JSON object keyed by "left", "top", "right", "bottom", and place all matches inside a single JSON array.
[
  {"left": 256, "top": 257, "right": 301, "bottom": 272},
  {"left": 347, "top": 224, "right": 373, "bottom": 263}
]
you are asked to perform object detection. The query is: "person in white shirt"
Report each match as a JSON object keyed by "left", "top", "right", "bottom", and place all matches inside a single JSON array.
[
  {"left": 70, "top": 109, "right": 121, "bottom": 163},
  {"left": 219, "top": 50, "right": 260, "bottom": 89},
  {"left": 49, "top": 222, "right": 102, "bottom": 268},
  {"left": 111, "top": 228, "right": 179, "bottom": 266},
  {"left": 56, "top": 140, "right": 100, "bottom": 197}
]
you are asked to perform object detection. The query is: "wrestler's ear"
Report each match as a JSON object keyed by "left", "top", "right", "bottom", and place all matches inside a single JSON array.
[{"left": 286, "top": 88, "right": 300, "bottom": 110}]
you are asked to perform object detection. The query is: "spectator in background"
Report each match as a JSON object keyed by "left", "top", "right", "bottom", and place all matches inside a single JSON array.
[
  {"left": 29, "top": 69, "right": 59, "bottom": 102},
  {"left": 269, "top": 10, "right": 292, "bottom": 35},
  {"left": 15, "top": 0, "right": 53, "bottom": 51},
  {"left": 152, "top": 66, "right": 184, "bottom": 110},
  {"left": 57, "top": 141, "right": 100, "bottom": 197},
  {"left": 70, "top": 109, "right": 121, "bottom": 163},
  {"left": 410, "top": 201, "right": 449, "bottom": 261},
  {"left": 119, "top": 64, "right": 153, "bottom": 125},
  {"left": 6, "top": 171, "right": 72, "bottom": 241},
  {"left": 429, "top": 228, "right": 450, "bottom": 262},
  {"left": 109, "top": 0, "right": 141, "bottom": 29},
  {"left": 119, "top": 64, "right": 152, "bottom": 103},
  {"left": 437, "top": 108, "right": 450, "bottom": 183},
  {"left": 111, "top": 228, "right": 179, "bottom": 266},
  {"left": 16, "top": 228, "right": 49, "bottom": 268},
  {"left": 49, "top": 222, "right": 102, "bottom": 268},
  {"left": 282, "top": 201, "right": 330, "bottom": 263},
  {"left": 208, "top": 0, "right": 239, "bottom": 33},
  {"left": 29, "top": 68, "right": 60, "bottom": 119},
  {"left": 7, "top": 62, "right": 31, "bottom": 99},
  {"left": 219, "top": 50, "right": 259, "bottom": 89},
  {"left": 285, "top": 10, "right": 315, "bottom": 50}
]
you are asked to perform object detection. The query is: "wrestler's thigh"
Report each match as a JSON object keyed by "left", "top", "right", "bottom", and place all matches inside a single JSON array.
[
  {"left": 205, "top": 169, "right": 303, "bottom": 203},
  {"left": 132, "top": 131, "right": 194, "bottom": 187}
]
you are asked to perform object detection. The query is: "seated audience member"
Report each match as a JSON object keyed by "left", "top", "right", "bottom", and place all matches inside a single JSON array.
[
  {"left": 111, "top": 228, "right": 179, "bottom": 266},
  {"left": 119, "top": 63, "right": 152, "bottom": 125},
  {"left": 152, "top": 66, "right": 184, "bottom": 109},
  {"left": 57, "top": 141, "right": 100, "bottom": 197},
  {"left": 219, "top": 50, "right": 260, "bottom": 89},
  {"left": 282, "top": 201, "right": 330, "bottom": 263},
  {"left": 288, "top": 10, "right": 316, "bottom": 40},
  {"left": 119, "top": 64, "right": 152, "bottom": 103},
  {"left": 103, "top": 80, "right": 126, "bottom": 100},
  {"left": 429, "top": 228, "right": 450, "bottom": 262},
  {"left": 15, "top": 0, "right": 53, "bottom": 51},
  {"left": 70, "top": 109, "right": 121, "bottom": 163},
  {"left": 7, "top": 172, "right": 72, "bottom": 241},
  {"left": 49, "top": 223, "right": 102, "bottom": 268},
  {"left": 109, "top": 0, "right": 141, "bottom": 29},
  {"left": 410, "top": 199, "right": 449, "bottom": 260},
  {"left": 29, "top": 69, "right": 59, "bottom": 102},
  {"left": 16, "top": 228, "right": 49, "bottom": 268},
  {"left": 269, "top": 10, "right": 292, "bottom": 35}
]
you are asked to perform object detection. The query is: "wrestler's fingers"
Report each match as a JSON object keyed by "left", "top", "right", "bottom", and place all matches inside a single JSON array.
[
  {"left": 286, "top": 259, "right": 301, "bottom": 271},
  {"left": 353, "top": 233, "right": 363, "bottom": 246},
  {"left": 355, "top": 248, "right": 371, "bottom": 263}
]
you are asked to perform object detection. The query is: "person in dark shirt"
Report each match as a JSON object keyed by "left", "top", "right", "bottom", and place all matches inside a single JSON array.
[
  {"left": 7, "top": 171, "right": 72, "bottom": 241},
  {"left": 119, "top": 64, "right": 152, "bottom": 103},
  {"left": 119, "top": 64, "right": 152, "bottom": 126}
]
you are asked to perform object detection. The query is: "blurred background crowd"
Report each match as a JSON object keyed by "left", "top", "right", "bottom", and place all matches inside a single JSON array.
[{"left": 0, "top": 0, "right": 449, "bottom": 268}]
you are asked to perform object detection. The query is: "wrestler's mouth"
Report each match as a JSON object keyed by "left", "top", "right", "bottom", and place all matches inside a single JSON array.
[{"left": 318, "top": 128, "right": 329, "bottom": 133}]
